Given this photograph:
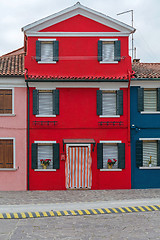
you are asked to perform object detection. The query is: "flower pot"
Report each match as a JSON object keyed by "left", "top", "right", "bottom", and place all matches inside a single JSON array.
[
  {"left": 107, "top": 164, "right": 113, "bottom": 169},
  {"left": 41, "top": 164, "right": 48, "bottom": 169}
]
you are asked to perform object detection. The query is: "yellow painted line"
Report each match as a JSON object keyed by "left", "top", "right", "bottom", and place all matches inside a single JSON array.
[
  {"left": 97, "top": 208, "right": 105, "bottom": 214},
  {"left": 144, "top": 206, "right": 152, "bottom": 211},
  {"left": 118, "top": 207, "right": 126, "bottom": 213},
  {"left": 70, "top": 210, "right": 77, "bottom": 215},
  {"left": 111, "top": 208, "right": 119, "bottom": 213},
  {"left": 137, "top": 206, "right": 145, "bottom": 212},
  {"left": 91, "top": 209, "right": 98, "bottom": 214},
  {"left": 49, "top": 211, "right": 55, "bottom": 216},
  {"left": 28, "top": 212, "right": 33, "bottom": 218},
  {"left": 35, "top": 212, "right": 41, "bottom": 217},
  {"left": 13, "top": 213, "right": 19, "bottom": 219},
  {"left": 130, "top": 206, "right": 139, "bottom": 212},
  {"left": 77, "top": 210, "right": 83, "bottom": 215},
  {"left": 42, "top": 212, "right": 48, "bottom": 217},
  {"left": 150, "top": 205, "right": 159, "bottom": 211},
  {"left": 104, "top": 208, "right": 112, "bottom": 213},
  {"left": 124, "top": 207, "right": 132, "bottom": 212},
  {"left": 0, "top": 213, "right": 4, "bottom": 219},
  {"left": 21, "top": 212, "right": 27, "bottom": 218},
  {"left": 6, "top": 213, "right": 11, "bottom": 219},
  {"left": 84, "top": 209, "right": 91, "bottom": 215},
  {"left": 56, "top": 211, "right": 62, "bottom": 216},
  {"left": 63, "top": 210, "right": 69, "bottom": 215}
]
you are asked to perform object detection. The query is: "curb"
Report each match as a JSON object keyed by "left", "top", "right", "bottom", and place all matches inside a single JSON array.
[{"left": 0, "top": 205, "right": 160, "bottom": 219}]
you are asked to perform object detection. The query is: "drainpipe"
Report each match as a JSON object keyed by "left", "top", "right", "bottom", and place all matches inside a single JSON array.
[
  {"left": 25, "top": 69, "right": 30, "bottom": 190},
  {"left": 128, "top": 70, "right": 131, "bottom": 143}
]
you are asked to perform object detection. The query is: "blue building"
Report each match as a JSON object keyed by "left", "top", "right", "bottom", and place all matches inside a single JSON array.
[{"left": 131, "top": 62, "right": 160, "bottom": 188}]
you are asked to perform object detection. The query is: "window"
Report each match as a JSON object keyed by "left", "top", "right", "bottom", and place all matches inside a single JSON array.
[
  {"left": 0, "top": 139, "right": 13, "bottom": 168},
  {"left": 136, "top": 140, "right": 160, "bottom": 168},
  {"left": 33, "top": 89, "right": 59, "bottom": 116},
  {"left": 32, "top": 143, "right": 59, "bottom": 170},
  {"left": 138, "top": 88, "right": 160, "bottom": 112},
  {"left": 97, "top": 142, "right": 125, "bottom": 169},
  {"left": 0, "top": 89, "right": 12, "bottom": 114},
  {"left": 98, "top": 40, "right": 121, "bottom": 63},
  {"left": 97, "top": 90, "right": 123, "bottom": 116},
  {"left": 36, "top": 40, "right": 59, "bottom": 63}
]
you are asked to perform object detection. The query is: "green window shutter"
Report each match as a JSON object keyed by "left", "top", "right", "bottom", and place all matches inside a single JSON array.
[
  {"left": 97, "top": 143, "right": 103, "bottom": 169},
  {"left": 136, "top": 140, "right": 143, "bottom": 167},
  {"left": 157, "top": 88, "right": 160, "bottom": 111},
  {"left": 33, "top": 90, "right": 39, "bottom": 115},
  {"left": 98, "top": 40, "right": 102, "bottom": 62},
  {"left": 97, "top": 90, "right": 102, "bottom": 115},
  {"left": 118, "top": 143, "right": 125, "bottom": 169},
  {"left": 53, "top": 41, "right": 59, "bottom": 61},
  {"left": 114, "top": 40, "right": 121, "bottom": 61},
  {"left": 116, "top": 90, "right": 123, "bottom": 115},
  {"left": 53, "top": 89, "right": 59, "bottom": 115},
  {"left": 138, "top": 88, "right": 144, "bottom": 112},
  {"left": 36, "top": 41, "right": 41, "bottom": 62},
  {"left": 32, "top": 143, "right": 38, "bottom": 169},
  {"left": 157, "top": 141, "right": 160, "bottom": 166},
  {"left": 53, "top": 143, "right": 60, "bottom": 169}
]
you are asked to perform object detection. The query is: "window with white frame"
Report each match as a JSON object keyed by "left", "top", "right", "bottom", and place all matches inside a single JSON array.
[
  {"left": 0, "top": 139, "right": 13, "bottom": 168},
  {"left": 102, "top": 42, "right": 114, "bottom": 62},
  {"left": 0, "top": 89, "right": 12, "bottom": 114},
  {"left": 37, "top": 144, "right": 53, "bottom": 169},
  {"left": 138, "top": 88, "right": 160, "bottom": 112},
  {"left": 41, "top": 42, "right": 53, "bottom": 62},
  {"left": 98, "top": 40, "right": 121, "bottom": 63},
  {"left": 36, "top": 40, "right": 59, "bottom": 63}
]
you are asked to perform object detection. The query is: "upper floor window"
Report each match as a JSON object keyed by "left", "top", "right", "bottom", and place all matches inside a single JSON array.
[
  {"left": 138, "top": 88, "right": 160, "bottom": 113},
  {"left": 0, "top": 89, "right": 12, "bottom": 114},
  {"left": 98, "top": 39, "right": 121, "bottom": 63},
  {"left": 36, "top": 39, "right": 59, "bottom": 63},
  {"left": 33, "top": 89, "right": 59, "bottom": 116},
  {"left": 97, "top": 90, "right": 123, "bottom": 117},
  {"left": 0, "top": 139, "right": 13, "bottom": 168}
]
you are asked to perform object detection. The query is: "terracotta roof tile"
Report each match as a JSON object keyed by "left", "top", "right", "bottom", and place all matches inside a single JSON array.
[{"left": 132, "top": 63, "right": 160, "bottom": 79}]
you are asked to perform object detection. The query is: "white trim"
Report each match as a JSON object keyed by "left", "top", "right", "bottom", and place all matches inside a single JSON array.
[
  {"left": 0, "top": 114, "right": 16, "bottom": 117},
  {"left": 100, "top": 140, "right": 122, "bottom": 143},
  {"left": 100, "top": 88, "right": 120, "bottom": 90},
  {"left": 100, "top": 61, "right": 118, "bottom": 64},
  {"left": 141, "top": 111, "right": 160, "bottom": 114},
  {"left": 38, "top": 38, "right": 56, "bottom": 41},
  {"left": 139, "top": 167, "right": 160, "bottom": 170},
  {"left": 0, "top": 137, "right": 15, "bottom": 169},
  {"left": 34, "top": 141, "right": 56, "bottom": 143},
  {"left": 99, "top": 115, "right": 120, "bottom": 118},
  {"left": 38, "top": 61, "right": 57, "bottom": 64},
  {"left": 139, "top": 138, "right": 160, "bottom": 141},
  {"left": 34, "top": 169, "right": 56, "bottom": 171},
  {"left": 0, "top": 168, "right": 18, "bottom": 171},
  {"left": 36, "top": 115, "right": 56, "bottom": 117},
  {"left": 26, "top": 32, "right": 130, "bottom": 37},
  {"left": 36, "top": 88, "right": 56, "bottom": 90},
  {"left": 100, "top": 169, "right": 122, "bottom": 171},
  {"left": 99, "top": 38, "right": 118, "bottom": 41}
]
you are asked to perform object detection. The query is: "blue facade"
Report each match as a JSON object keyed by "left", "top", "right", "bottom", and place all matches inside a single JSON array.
[{"left": 131, "top": 86, "right": 160, "bottom": 189}]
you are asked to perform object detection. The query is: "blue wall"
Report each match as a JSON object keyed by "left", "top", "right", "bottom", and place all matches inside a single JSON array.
[{"left": 131, "top": 86, "right": 160, "bottom": 189}]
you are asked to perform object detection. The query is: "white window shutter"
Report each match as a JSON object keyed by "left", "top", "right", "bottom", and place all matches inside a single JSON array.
[
  {"left": 38, "top": 145, "right": 53, "bottom": 169},
  {"left": 102, "top": 42, "right": 114, "bottom": 62},
  {"left": 144, "top": 90, "right": 157, "bottom": 112},
  {"left": 39, "top": 92, "right": 53, "bottom": 115},
  {"left": 41, "top": 42, "right": 53, "bottom": 62},
  {"left": 143, "top": 142, "right": 157, "bottom": 167},
  {"left": 103, "top": 145, "right": 118, "bottom": 169},
  {"left": 102, "top": 92, "right": 116, "bottom": 115}
]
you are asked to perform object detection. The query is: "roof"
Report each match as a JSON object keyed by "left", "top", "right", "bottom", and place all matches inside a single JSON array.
[
  {"left": 0, "top": 49, "right": 25, "bottom": 76},
  {"left": 132, "top": 63, "right": 160, "bottom": 79},
  {"left": 22, "top": 2, "right": 135, "bottom": 34}
]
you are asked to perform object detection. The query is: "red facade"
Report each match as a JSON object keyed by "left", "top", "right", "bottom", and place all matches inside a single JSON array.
[{"left": 23, "top": 3, "right": 134, "bottom": 190}]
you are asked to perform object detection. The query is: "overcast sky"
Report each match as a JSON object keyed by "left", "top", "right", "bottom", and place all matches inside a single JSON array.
[{"left": 0, "top": 0, "right": 159, "bottom": 62}]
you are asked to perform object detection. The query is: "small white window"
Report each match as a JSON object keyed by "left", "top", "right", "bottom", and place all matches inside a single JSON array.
[
  {"left": 39, "top": 91, "right": 53, "bottom": 115},
  {"left": 103, "top": 144, "right": 118, "bottom": 169},
  {"left": 102, "top": 42, "right": 114, "bottom": 62},
  {"left": 143, "top": 141, "right": 157, "bottom": 167},
  {"left": 37, "top": 144, "right": 53, "bottom": 169},
  {"left": 102, "top": 92, "right": 117, "bottom": 116},
  {"left": 144, "top": 89, "right": 157, "bottom": 112},
  {"left": 41, "top": 42, "right": 53, "bottom": 62}
]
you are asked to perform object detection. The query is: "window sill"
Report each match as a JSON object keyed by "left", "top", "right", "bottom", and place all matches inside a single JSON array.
[
  {"left": 38, "top": 61, "right": 57, "bottom": 64},
  {"left": 141, "top": 112, "right": 160, "bottom": 114},
  {"left": 0, "top": 168, "right": 18, "bottom": 171},
  {"left": 36, "top": 115, "right": 56, "bottom": 117},
  {"left": 139, "top": 167, "right": 160, "bottom": 169},
  {"left": 99, "top": 115, "right": 120, "bottom": 118},
  {"left": 0, "top": 114, "right": 15, "bottom": 117},
  {"left": 34, "top": 169, "right": 57, "bottom": 171},
  {"left": 100, "top": 169, "right": 122, "bottom": 171},
  {"left": 99, "top": 61, "right": 118, "bottom": 64}
]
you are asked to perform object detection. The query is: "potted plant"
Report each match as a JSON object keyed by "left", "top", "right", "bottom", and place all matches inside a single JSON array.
[
  {"left": 40, "top": 159, "right": 51, "bottom": 169},
  {"left": 107, "top": 159, "right": 117, "bottom": 169}
]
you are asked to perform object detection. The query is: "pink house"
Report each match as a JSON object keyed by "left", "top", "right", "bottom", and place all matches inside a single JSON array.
[{"left": 0, "top": 48, "right": 27, "bottom": 190}]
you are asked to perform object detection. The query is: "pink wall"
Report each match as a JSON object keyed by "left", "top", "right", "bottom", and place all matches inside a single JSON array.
[{"left": 0, "top": 87, "right": 27, "bottom": 191}]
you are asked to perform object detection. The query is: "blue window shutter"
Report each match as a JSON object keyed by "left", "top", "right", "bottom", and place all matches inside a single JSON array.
[
  {"left": 53, "top": 41, "right": 59, "bottom": 61},
  {"left": 97, "top": 143, "right": 103, "bottom": 169},
  {"left": 32, "top": 143, "right": 37, "bottom": 169},
  {"left": 97, "top": 90, "right": 102, "bottom": 115},
  {"left": 136, "top": 140, "right": 143, "bottom": 167},
  {"left": 114, "top": 40, "right": 121, "bottom": 61},
  {"left": 157, "top": 88, "right": 160, "bottom": 111},
  {"left": 157, "top": 141, "right": 160, "bottom": 166},
  {"left": 53, "top": 89, "right": 59, "bottom": 115},
  {"left": 116, "top": 90, "right": 123, "bottom": 115},
  {"left": 33, "top": 90, "right": 39, "bottom": 115},
  {"left": 98, "top": 40, "right": 102, "bottom": 62},
  {"left": 53, "top": 143, "right": 59, "bottom": 169},
  {"left": 36, "top": 41, "right": 41, "bottom": 62},
  {"left": 118, "top": 143, "right": 125, "bottom": 169},
  {"left": 138, "top": 88, "right": 144, "bottom": 112}
]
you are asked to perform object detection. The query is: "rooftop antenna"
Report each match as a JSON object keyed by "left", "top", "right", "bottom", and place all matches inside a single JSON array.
[{"left": 117, "top": 10, "right": 134, "bottom": 61}]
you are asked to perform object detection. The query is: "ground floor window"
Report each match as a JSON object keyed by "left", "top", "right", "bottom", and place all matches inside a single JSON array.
[{"left": 0, "top": 139, "right": 13, "bottom": 168}]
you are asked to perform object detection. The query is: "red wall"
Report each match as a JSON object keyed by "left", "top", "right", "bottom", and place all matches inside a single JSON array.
[{"left": 29, "top": 87, "right": 131, "bottom": 190}]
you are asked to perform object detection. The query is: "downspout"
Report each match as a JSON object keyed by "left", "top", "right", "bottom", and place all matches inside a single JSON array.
[
  {"left": 25, "top": 69, "right": 30, "bottom": 190},
  {"left": 128, "top": 71, "right": 131, "bottom": 143}
]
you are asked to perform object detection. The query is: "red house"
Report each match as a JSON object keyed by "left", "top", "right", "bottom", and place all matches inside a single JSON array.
[{"left": 22, "top": 3, "right": 135, "bottom": 190}]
